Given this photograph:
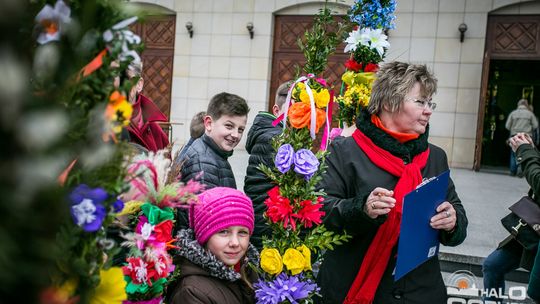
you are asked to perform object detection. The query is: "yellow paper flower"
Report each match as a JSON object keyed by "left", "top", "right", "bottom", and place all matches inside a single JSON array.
[
  {"left": 299, "top": 88, "right": 330, "bottom": 109},
  {"left": 296, "top": 244, "right": 312, "bottom": 271},
  {"left": 116, "top": 200, "right": 143, "bottom": 216},
  {"left": 260, "top": 248, "right": 283, "bottom": 275},
  {"left": 90, "top": 267, "right": 127, "bottom": 304},
  {"left": 105, "top": 91, "right": 133, "bottom": 134},
  {"left": 283, "top": 248, "right": 306, "bottom": 275}
]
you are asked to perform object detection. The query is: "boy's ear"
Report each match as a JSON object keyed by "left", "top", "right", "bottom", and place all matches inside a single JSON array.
[{"left": 203, "top": 115, "right": 213, "bottom": 132}]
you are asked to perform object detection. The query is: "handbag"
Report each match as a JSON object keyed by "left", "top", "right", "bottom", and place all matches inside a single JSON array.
[{"left": 501, "top": 195, "right": 540, "bottom": 251}]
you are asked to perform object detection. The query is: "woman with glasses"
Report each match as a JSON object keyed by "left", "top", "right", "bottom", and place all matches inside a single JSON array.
[{"left": 316, "top": 61, "right": 468, "bottom": 303}]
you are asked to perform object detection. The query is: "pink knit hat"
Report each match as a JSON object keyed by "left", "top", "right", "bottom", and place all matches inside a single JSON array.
[{"left": 190, "top": 187, "right": 254, "bottom": 245}]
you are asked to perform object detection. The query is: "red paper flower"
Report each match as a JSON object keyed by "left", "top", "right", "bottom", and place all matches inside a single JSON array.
[
  {"left": 153, "top": 220, "right": 173, "bottom": 243},
  {"left": 345, "top": 59, "right": 363, "bottom": 72},
  {"left": 295, "top": 197, "right": 325, "bottom": 228},
  {"left": 123, "top": 257, "right": 150, "bottom": 285},
  {"left": 265, "top": 187, "right": 297, "bottom": 231},
  {"left": 364, "top": 63, "right": 379, "bottom": 72}
]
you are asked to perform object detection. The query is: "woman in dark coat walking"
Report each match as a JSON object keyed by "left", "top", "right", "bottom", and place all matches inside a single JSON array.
[
  {"left": 317, "top": 61, "right": 468, "bottom": 304},
  {"left": 168, "top": 187, "right": 258, "bottom": 304}
]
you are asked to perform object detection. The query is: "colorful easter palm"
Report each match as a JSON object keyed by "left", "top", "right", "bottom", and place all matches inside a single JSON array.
[{"left": 253, "top": 4, "right": 350, "bottom": 304}]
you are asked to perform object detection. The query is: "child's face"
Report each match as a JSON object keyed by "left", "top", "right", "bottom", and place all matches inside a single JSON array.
[
  {"left": 204, "top": 114, "right": 247, "bottom": 151},
  {"left": 206, "top": 225, "right": 250, "bottom": 266}
]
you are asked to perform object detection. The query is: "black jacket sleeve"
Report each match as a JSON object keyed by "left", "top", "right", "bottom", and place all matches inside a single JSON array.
[
  {"left": 318, "top": 141, "right": 385, "bottom": 236},
  {"left": 517, "top": 144, "right": 540, "bottom": 198}
]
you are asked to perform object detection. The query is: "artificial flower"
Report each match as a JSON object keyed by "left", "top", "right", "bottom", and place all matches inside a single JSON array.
[
  {"left": 329, "top": 127, "right": 343, "bottom": 140},
  {"left": 364, "top": 62, "right": 379, "bottom": 72},
  {"left": 35, "top": 0, "right": 71, "bottom": 45},
  {"left": 344, "top": 28, "right": 363, "bottom": 53},
  {"left": 140, "top": 203, "right": 174, "bottom": 225},
  {"left": 361, "top": 28, "right": 390, "bottom": 57},
  {"left": 293, "top": 149, "right": 319, "bottom": 180},
  {"left": 345, "top": 59, "right": 363, "bottom": 72},
  {"left": 122, "top": 257, "right": 149, "bottom": 285},
  {"left": 103, "top": 16, "right": 142, "bottom": 64},
  {"left": 282, "top": 248, "right": 305, "bottom": 275},
  {"left": 254, "top": 273, "right": 319, "bottom": 304},
  {"left": 90, "top": 267, "right": 127, "bottom": 304},
  {"left": 296, "top": 245, "right": 312, "bottom": 272},
  {"left": 112, "top": 199, "right": 124, "bottom": 213},
  {"left": 116, "top": 200, "right": 143, "bottom": 216},
  {"left": 260, "top": 248, "right": 283, "bottom": 275},
  {"left": 105, "top": 91, "right": 132, "bottom": 135},
  {"left": 265, "top": 187, "right": 296, "bottom": 230},
  {"left": 299, "top": 87, "right": 330, "bottom": 108},
  {"left": 287, "top": 102, "right": 326, "bottom": 133},
  {"left": 349, "top": 0, "right": 397, "bottom": 30},
  {"left": 69, "top": 184, "right": 108, "bottom": 232},
  {"left": 296, "top": 197, "right": 325, "bottom": 228},
  {"left": 275, "top": 144, "right": 294, "bottom": 174}
]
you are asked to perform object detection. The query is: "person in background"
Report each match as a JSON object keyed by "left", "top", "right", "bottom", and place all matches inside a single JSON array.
[
  {"left": 483, "top": 132, "right": 540, "bottom": 302},
  {"left": 244, "top": 81, "right": 289, "bottom": 250},
  {"left": 176, "top": 92, "right": 249, "bottom": 189},
  {"left": 316, "top": 61, "right": 467, "bottom": 303},
  {"left": 505, "top": 99, "right": 538, "bottom": 176},
  {"left": 168, "top": 187, "right": 258, "bottom": 304},
  {"left": 178, "top": 111, "right": 205, "bottom": 160}
]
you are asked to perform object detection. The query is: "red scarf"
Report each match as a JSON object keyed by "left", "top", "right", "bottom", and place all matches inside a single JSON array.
[{"left": 344, "top": 129, "right": 430, "bottom": 304}]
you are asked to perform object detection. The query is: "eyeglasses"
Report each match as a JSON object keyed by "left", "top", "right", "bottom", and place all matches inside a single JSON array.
[{"left": 406, "top": 97, "right": 437, "bottom": 111}]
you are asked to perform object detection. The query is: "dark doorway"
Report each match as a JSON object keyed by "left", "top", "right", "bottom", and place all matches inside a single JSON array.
[{"left": 480, "top": 59, "right": 540, "bottom": 171}]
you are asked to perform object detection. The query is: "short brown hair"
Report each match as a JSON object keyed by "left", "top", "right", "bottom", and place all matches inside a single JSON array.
[
  {"left": 207, "top": 92, "right": 250, "bottom": 120},
  {"left": 275, "top": 82, "right": 291, "bottom": 109},
  {"left": 367, "top": 61, "right": 437, "bottom": 114},
  {"left": 190, "top": 111, "right": 206, "bottom": 138}
]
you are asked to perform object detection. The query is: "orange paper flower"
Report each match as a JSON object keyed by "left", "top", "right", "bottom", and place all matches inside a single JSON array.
[{"left": 287, "top": 102, "right": 326, "bottom": 133}]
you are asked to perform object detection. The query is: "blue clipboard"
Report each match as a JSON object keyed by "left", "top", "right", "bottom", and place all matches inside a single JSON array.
[{"left": 394, "top": 170, "right": 450, "bottom": 281}]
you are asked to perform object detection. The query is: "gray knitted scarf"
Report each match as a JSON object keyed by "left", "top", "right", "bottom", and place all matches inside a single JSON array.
[{"left": 175, "top": 229, "right": 259, "bottom": 282}]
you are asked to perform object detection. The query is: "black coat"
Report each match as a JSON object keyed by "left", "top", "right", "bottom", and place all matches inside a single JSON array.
[
  {"left": 244, "top": 112, "right": 282, "bottom": 249},
  {"left": 177, "top": 134, "right": 236, "bottom": 189},
  {"left": 316, "top": 111, "right": 468, "bottom": 304}
]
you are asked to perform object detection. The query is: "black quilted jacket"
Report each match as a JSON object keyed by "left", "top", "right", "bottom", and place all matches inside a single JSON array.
[
  {"left": 178, "top": 134, "right": 236, "bottom": 189},
  {"left": 243, "top": 112, "right": 282, "bottom": 249}
]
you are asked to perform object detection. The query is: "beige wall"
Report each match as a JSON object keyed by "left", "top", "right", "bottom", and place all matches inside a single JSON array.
[{"left": 134, "top": 0, "right": 537, "bottom": 168}]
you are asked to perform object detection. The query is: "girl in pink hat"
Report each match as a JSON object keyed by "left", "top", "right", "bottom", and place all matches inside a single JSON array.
[{"left": 168, "top": 187, "right": 258, "bottom": 304}]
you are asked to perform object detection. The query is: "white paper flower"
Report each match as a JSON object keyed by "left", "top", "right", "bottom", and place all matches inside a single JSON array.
[
  {"left": 103, "top": 16, "right": 141, "bottom": 64},
  {"left": 344, "top": 28, "right": 363, "bottom": 53},
  {"left": 35, "top": 0, "right": 71, "bottom": 45},
  {"left": 363, "top": 28, "right": 390, "bottom": 57}
]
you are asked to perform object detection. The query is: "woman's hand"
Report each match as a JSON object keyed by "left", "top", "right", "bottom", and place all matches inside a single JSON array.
[
  {"left": 430, "top": 201, "right": 456, "bottom": 232},
  {"left": 509, "top": 132, "right": 534, "bottom": 152},
  {"left": 364, "top": 187, "right": 395, "bottom": 219}
]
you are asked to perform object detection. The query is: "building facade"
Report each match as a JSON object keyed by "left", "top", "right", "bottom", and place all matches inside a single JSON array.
[{"left": 132, "top": 0, "right": 540, "bottom": 170}]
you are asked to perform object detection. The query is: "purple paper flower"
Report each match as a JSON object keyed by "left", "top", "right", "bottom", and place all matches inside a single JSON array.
[
  {"left": 293, "top": 149, "right": 319, "bottom": 180},
  {"left": 69, "top": 184, "right": 107, "bottom": 232},
  {"left": 254, "top": 273, "right": 319, "bottom": 304},
  {"left": 275, "top": 144, "right": 294, "bottom": 173},
  {"left": 112, "top": 199, "right": 124, "bottom": 213}
]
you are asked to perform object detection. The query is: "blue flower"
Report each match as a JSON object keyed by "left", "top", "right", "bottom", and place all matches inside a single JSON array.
[
  {"left": 349, "top": 0, "right": 396, "bottom": 30},
  {"left": 69, "top": 184, "right": 107, "bottom": 232},
  {"left": 112, "top": 199, "right": 124, "bottom": 213},
  {"left": 254, "top": 273, "right": 319, "bottom": 304}
]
